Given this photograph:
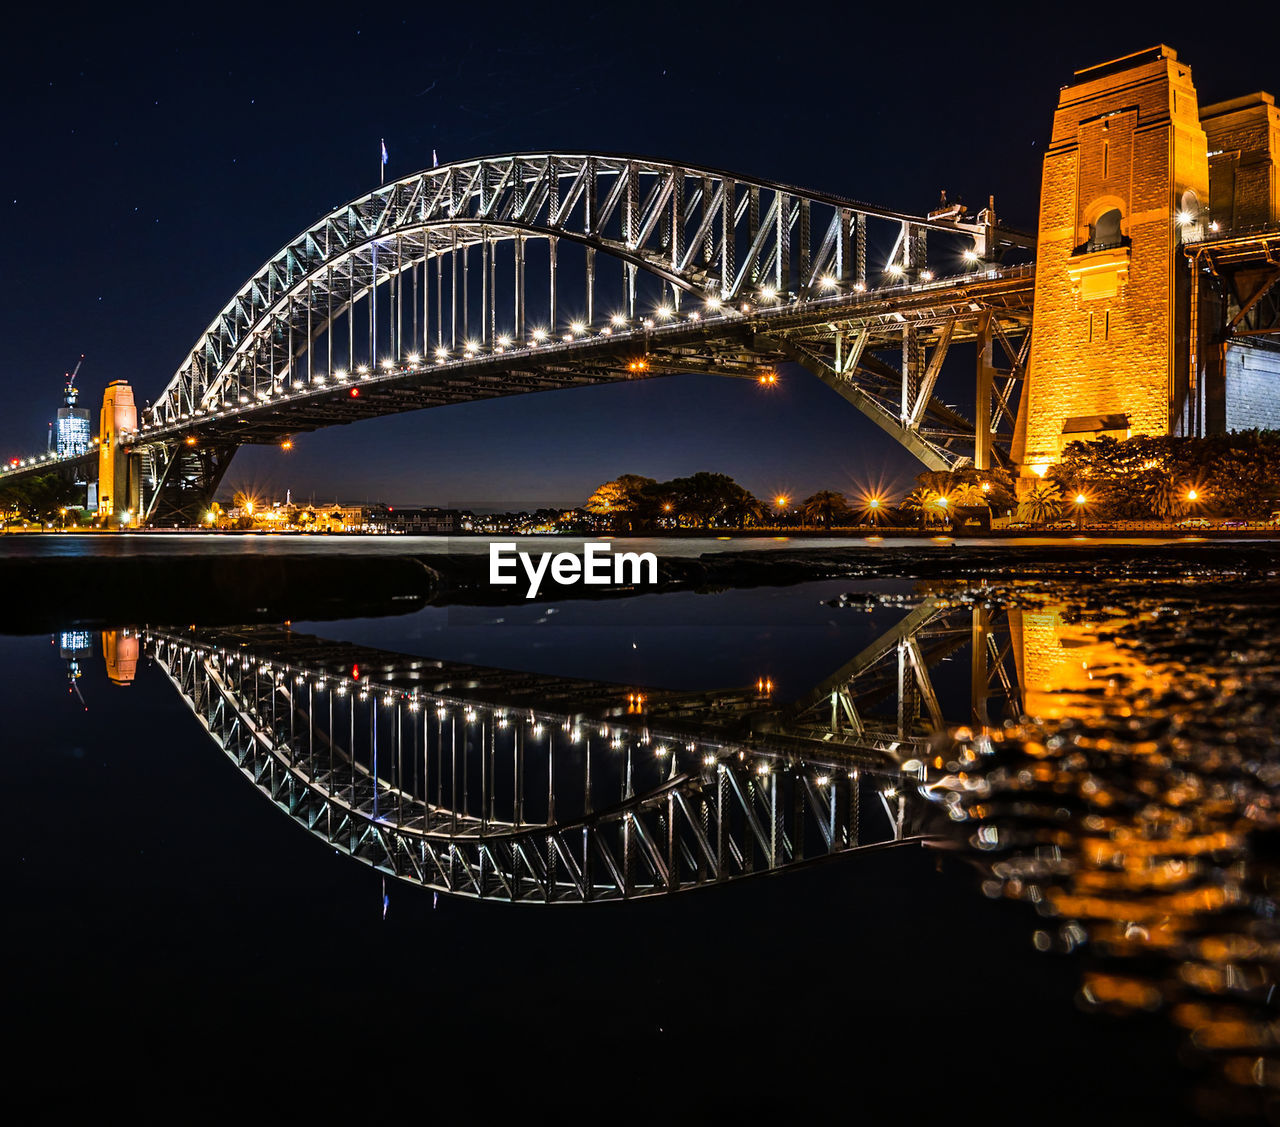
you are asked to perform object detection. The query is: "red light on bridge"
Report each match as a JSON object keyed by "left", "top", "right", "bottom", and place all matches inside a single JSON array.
[
  {"left": 352, "top": 664, "right": 360, "bottom": 680},
  {"left": 349, "top": 387, "right": 360, "bottom": 397}
]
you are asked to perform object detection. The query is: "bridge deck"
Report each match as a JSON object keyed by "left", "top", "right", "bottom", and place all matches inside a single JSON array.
[{"left": 0, "top": 265, "right": 1033, "bottom": 486}]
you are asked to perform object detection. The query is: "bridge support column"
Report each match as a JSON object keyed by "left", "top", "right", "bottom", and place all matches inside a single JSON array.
[
  {"left": 1016, "top": 46, "right": 1209, "bottom": 475},
  {"left": 98, "top": 381, "right": 141, "bottom": 528},
  {"left": 975, "top": 312, "right": 995, "bottom": 471},
  {"left": 971, "top": 605, "right": 991, "bottom": 727}
]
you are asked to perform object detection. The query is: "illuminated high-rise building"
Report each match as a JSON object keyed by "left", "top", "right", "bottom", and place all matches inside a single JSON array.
[{"left": 53, "top": 364, "right": 91, "bottom": 458}]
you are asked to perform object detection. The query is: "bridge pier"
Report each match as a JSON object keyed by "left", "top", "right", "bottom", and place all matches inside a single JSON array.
[
  {"left": 140, "top": 439, "right": 236, "bottom": 526},
  {"left": 97, "top": 381, "right": 141, "bottom": 527},
  {"left": 1014, "top": 46, "right": 1280, "bottom": 478}
]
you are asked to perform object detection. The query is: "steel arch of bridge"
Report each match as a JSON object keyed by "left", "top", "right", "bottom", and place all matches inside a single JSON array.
[
  {"left": 0, "top": 154, "right": 1033, "bottom": 515},
  {"left": 155, "top": 153, "right": 1005, "bottom": 425},
  {"left": 147, "top": 628, "right": 925, "bottom": 904}
]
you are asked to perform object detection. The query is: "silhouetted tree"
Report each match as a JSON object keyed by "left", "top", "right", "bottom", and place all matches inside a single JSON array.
[{"left": 800, "top": 490, "right": 852, "bottom": 528}]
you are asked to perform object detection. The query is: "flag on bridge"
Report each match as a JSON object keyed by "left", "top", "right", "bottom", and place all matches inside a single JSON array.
[{"left": 381, "top": 139, "right": 388, "bottom": 165}]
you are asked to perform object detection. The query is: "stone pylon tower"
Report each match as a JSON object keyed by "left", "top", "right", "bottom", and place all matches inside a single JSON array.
[
  {"left": 1013, "top": 46, "right": 1209, "bottom": 476},
  {"left": 98, "top": 380, "right": 140, "bottom": 526}
]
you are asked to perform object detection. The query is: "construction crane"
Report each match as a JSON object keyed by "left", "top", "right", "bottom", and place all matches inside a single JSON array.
[{"left": 64, "top": 354, "right": 85, "bottom": 407}]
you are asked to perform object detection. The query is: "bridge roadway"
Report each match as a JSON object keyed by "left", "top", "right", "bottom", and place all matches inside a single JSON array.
[{"left": 0, "top": 257, "right": 1034, "bottom": 496}]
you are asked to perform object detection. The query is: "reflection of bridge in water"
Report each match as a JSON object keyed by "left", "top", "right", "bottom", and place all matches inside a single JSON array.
[{"left": 124, "top": 594, "right": 1043, "bottom": 903}]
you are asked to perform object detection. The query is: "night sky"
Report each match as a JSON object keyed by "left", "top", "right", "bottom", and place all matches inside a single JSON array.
[{"left": 1, "top": 4, "right": 1271, "bottom": 509}]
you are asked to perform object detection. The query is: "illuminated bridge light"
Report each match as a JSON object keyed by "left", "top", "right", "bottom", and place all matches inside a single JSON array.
[{"left": 610, "top": 313, "right": 627, "bottom": 326}]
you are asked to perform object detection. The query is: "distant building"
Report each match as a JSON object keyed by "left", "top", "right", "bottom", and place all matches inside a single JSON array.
[
  {"left": 365, "top": 505, "right": 464, "bottom": 534},
  {"left": 54, "top": 407, "right": 91, "bottom": 458},
  {"left": 326, "top": 504, "right": 369, "bottom": 531},
  {"left": 50, "top": 368, "right": 91, "bottom": 461}
]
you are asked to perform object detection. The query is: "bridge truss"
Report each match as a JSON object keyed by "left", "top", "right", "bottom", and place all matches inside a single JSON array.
[{"left": 0, "top": 154, "right": 1033, "bottom": 521}]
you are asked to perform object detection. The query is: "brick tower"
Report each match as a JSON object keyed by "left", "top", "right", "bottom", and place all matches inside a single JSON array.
[{"left": 1013, "top": 46, "right": 1209, "bottom": 476}]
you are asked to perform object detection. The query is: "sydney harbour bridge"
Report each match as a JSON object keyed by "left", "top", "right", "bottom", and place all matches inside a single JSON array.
[
  {"left": 2, "top": 152, "right": 1037, "bottom": 524},
  {"left": 8, "top": 45, "right": 1280, "bottom": 523}
]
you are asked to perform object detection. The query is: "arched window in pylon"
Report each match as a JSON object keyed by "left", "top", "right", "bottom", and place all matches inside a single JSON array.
[{"left": 1089, "top": 208, "right": 1124, "bottom": 252}]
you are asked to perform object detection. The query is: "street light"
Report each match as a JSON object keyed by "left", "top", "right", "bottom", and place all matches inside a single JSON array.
[{"left": 1074, "top": 492, "right": 1087, "bottom": 529}]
